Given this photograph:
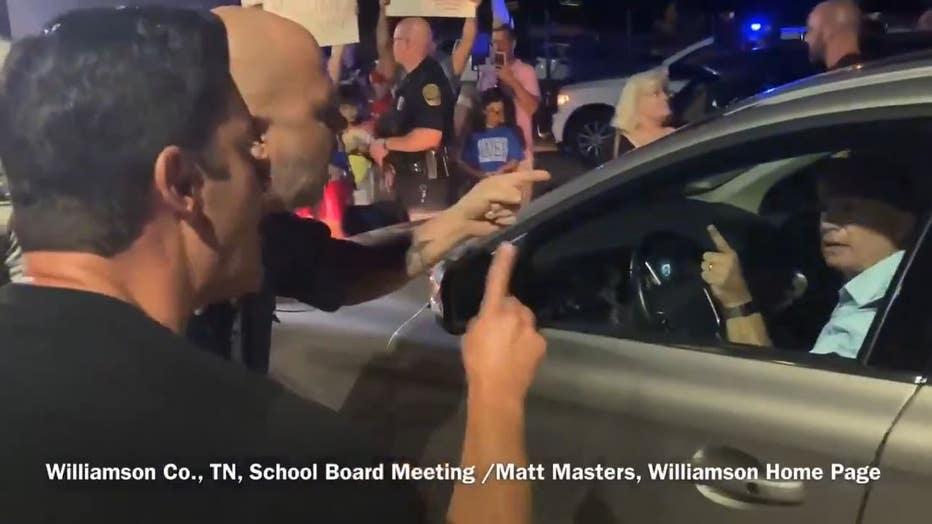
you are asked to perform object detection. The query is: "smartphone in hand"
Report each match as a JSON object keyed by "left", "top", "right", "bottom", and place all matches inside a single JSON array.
[{"left": 494, "top": 51, "right": 507, "bottom": 67}]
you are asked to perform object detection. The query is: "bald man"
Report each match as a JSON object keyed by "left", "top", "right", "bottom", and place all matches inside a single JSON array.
[
  {"left": 804, "top": 0, "right": 863, "bottom": 70},
  {"left": 188, "top": 8, "right": 548, "bottom": 373},
  {"left": 369, "top": 17, "right": 457, "bottom": 217},
  {"left": 188, "top": 10, "right": 548, "bottom": 524}
]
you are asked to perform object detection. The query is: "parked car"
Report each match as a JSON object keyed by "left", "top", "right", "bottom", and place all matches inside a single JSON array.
[
  {"left": 272, "top": 51, "right": 932, "bottom": 524},
  {"left": 551, "top": 26, "right": 808, "bottom": 166}
]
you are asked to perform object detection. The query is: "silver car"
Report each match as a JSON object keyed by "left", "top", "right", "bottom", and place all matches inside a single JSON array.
[{"left": 271, "top": 52, "right": 932, "bottom": 523}]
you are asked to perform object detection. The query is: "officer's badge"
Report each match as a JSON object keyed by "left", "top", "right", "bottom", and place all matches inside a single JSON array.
[
  {"left": 423, "top": 84, "right": 441, "bottom": 107},
  {"left": 397, "top": 96, "right": 406, "bottom": 112}
]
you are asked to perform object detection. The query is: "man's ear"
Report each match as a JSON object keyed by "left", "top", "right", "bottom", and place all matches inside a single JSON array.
[{"left": 153, "top": 146, "right": 204, "bottom": 218}]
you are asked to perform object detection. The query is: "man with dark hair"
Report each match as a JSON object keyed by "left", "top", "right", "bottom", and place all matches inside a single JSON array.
[{"left": 0, "top": 6, "right": 399, "bottom": 519}]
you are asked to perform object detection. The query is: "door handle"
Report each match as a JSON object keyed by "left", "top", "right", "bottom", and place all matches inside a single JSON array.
[
  {"left": 697, "top": 474, "right": 804, "bottom": 506},
  {"left": 690, "top": 446, "right": 806, "bottom": 507}
]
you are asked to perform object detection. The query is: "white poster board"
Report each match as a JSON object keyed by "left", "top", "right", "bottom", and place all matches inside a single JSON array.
[
  {"left": 259, "top": 0, "right": 360, "bottom": 46},
  {"left": 386, "top": 0, "right": 477, "bottom": 18}
]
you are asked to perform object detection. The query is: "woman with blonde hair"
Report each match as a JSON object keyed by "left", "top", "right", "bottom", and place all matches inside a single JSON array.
[{"left": 613, "top": 68, "right": 676, "bottom": 158}]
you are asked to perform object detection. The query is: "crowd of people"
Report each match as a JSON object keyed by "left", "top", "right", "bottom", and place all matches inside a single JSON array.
[{"left": 288, "top": 0, "right": 541, "bottom": 234}]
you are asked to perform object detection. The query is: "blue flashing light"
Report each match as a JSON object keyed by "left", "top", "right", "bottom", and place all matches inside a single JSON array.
[{"left": 750, "top": 22, "right": 762, "bottom": 31}]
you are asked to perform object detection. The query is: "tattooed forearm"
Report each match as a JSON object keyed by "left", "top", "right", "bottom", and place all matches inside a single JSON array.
[
  {"left": 348, "top": 220, "right": 423, "bottom": 247},
  {"left": 340, "top": 211, "right": 473, "bottom": 305}
]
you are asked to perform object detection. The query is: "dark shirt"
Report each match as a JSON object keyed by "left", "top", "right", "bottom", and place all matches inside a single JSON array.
[
  {"left": 614, "top": 133, "right": 636, "bottom": 158},
  {"left": 830, "top": 53, "right": 863, "bottom": 70},
  {"left": 187, "top": 213, "right": 408, "bottom": 373},
  {"left": 0, "top": 283, "right": 423, "bottom": 522}
]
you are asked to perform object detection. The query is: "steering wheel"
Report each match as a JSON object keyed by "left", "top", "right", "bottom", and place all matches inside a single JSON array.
[{"left": 629, "top": 231, "right": 724, "bottom": 342}]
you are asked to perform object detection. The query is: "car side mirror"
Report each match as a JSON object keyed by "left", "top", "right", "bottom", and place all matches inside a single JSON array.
[{"left": 435, "top": 250, "right": 494, "bottom": 335}]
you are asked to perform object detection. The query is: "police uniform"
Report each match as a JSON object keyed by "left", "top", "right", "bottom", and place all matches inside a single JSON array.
[{"left": 382, "top": 56, "right": 455, "bottom": 212}]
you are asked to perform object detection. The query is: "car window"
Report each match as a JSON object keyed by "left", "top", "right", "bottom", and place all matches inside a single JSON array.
[
  {"left": 867, "top": 217, "right": 932, "bottom": 374},
  {"left": 672, "top": 44, "right": 820, "bottom": 125},
  {"left": 515, "top": 118, "right": 932, "bottom": 373}
]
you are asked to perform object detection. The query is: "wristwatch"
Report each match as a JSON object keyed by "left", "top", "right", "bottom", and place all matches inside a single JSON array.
[{"left": 722, "top": 301, "right": 759, "bottom": 319}]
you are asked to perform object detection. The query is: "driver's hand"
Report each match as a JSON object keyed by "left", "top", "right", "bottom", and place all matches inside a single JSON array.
[{"left": 701, "top": 225, "right": 753, "bottom": 308}]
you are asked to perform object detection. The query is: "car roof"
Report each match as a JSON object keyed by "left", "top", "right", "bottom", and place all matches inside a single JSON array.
[
  {"left": 695, "top": 40, "right": 811, "bottom": 74},
  {"left": 521, "top": 52, "right": 932, "bottom": 223},
  {"left": 727, "top": 48, "right": 932, "bottom": 111}
]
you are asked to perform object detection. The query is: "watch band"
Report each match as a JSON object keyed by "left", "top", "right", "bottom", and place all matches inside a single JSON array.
[{"left": 722, "top": 301, "right": 759, "bottom": 319}]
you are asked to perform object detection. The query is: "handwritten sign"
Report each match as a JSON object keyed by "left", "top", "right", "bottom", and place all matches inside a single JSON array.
[
  {"left": 259, "top": 0, "right": 360, "bottom": 46},
  {"left": 386, "top": 0, "right": 477, "bottom": 18}
]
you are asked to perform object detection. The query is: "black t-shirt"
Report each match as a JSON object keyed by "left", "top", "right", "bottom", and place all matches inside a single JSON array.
[
  {"left": 0, "top": 283, "right": 423, "bottom": 522},
  {"left": 187, "top": 213, "right": 409, "bottom": 372}
]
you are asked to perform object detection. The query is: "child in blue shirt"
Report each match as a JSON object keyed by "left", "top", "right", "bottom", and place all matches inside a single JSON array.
[{"left": 459, "top": 88, "right": 525, "bottom": 182}]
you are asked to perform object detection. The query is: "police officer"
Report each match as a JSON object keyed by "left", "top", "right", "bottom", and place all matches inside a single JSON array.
[{"left": 370, "top": 17, "right": 455, "bottom": 218}]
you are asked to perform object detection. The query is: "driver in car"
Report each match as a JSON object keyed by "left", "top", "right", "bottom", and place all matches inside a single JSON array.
[{"left": 700, "top": 153, "right": 923, "bottom": 358}]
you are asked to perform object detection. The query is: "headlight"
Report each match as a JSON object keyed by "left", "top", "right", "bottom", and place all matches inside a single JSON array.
[{"left": 557, "top": 93, "right": 570, "bottom": 106}]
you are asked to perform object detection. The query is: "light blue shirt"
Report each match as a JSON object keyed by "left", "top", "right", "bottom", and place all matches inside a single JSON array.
[{"left": 810, "top": 251, "right": 905, "bottom": 359}]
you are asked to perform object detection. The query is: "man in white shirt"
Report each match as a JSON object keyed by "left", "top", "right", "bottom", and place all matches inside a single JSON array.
[{"left": 702, "top": 153, "right": 923, "bottom": 358}]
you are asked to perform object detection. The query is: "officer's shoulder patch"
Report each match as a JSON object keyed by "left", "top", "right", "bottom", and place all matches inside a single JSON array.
[{"left": 423, "top": 83, "right": 441, "bottom": 107}]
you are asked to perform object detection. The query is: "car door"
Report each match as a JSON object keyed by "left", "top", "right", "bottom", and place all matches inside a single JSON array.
[
  {"left": 378, "top": 112, "right": 932, "bottom": 523},
  {"left": 858, "top": 218, "right": 932, "bottom": 523}
]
